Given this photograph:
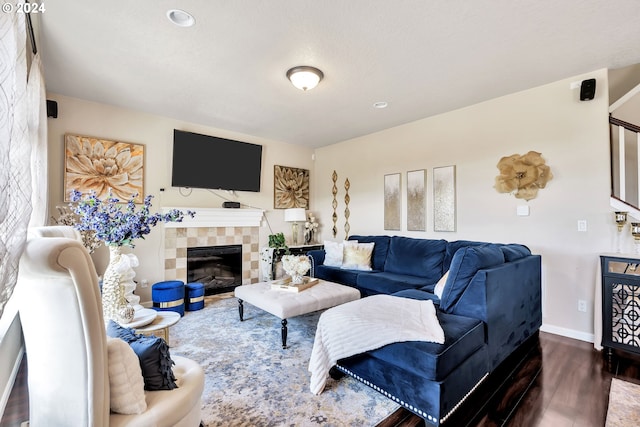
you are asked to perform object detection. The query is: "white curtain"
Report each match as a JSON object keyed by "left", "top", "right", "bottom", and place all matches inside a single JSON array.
[
  {"left": 0, "top": 2, "right": 44, "bottom": 318},
  {"left": 27, "top": 53, "right": 48, "bottom": 227}
]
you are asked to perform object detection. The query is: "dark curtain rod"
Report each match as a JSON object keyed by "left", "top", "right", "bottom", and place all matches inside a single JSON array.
[{"left": 25, "top": 2, "right": 37, "bottom": 55}]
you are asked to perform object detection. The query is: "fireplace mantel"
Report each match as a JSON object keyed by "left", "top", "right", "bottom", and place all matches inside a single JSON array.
[{"left": 162, "top": 207, "right": 264, "bottom": 228}]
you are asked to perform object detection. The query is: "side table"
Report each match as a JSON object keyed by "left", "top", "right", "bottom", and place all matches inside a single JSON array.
[
  {"left": 135, "top": 311, "right": 181, "bottom": 345},
  {"left": 598, "top": 253, "right": 640, "bottom": 370}
]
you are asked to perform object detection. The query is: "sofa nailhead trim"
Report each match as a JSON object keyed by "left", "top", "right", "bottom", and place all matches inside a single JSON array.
[
  {"left": 440, "top": 372, "right": 489, "bottom": 423},
  {"left": 337, "top": 365, "right": 489, "bottom": 425}
]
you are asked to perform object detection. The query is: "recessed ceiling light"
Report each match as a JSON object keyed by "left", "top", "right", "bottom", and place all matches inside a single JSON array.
[
  {"left": 167, "top": 9, "right": 195, "bottom": 27},
  {"left": 373, "top": 101, "right": 388, "bottom": 109}
]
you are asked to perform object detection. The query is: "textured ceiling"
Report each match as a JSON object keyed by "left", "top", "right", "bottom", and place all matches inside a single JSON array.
[{"left": 38, "top": 1, "right": 640, "bottom": 147}]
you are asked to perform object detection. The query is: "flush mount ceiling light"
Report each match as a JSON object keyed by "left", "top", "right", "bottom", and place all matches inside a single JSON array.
[
  {"left": 373, "top": 101, "right": 388, "bottom": 109},
  {"left": 167, "top": 9, "right": 195, "bottom": 27},
  {"left": 286, "top": 66, "right": 324, "bottom": 91}
]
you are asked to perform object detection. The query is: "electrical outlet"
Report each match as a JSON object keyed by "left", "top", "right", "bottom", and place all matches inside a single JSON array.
[
  {"left": 578, "top": 299, "right": 587, "bottom": 313},
  {"left": 141, "top": 279, "right": 149, "bottom": 288},
  {"left": 577, "top": 220, "right": 587, "bottom": 232}
]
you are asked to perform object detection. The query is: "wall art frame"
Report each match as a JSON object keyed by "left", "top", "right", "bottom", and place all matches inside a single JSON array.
[
  {"left": 274, "top": 165, "right": 309, "bottom": 209},
  {"left": 433, "top": 165, "right": 456, "bottom": 232},
  {"left": 384, "top": 173, "right": 401, "bottom": 231},
  {"left": 63, "top": 134, "right": 144, "bottom": 203},
  {"left": 407, "top": 169, "right": 426, "bottom": 231}
]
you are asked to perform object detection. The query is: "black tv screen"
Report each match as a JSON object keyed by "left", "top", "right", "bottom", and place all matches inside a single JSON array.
[{"left": 171, "top": 129, "right": 263, "bottom": 192}]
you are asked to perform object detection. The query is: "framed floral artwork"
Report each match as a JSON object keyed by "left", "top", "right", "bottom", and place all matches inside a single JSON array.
[
  {"left": 64, "top": 134, "right": 144, "bottom": 203},
  {"left": 274, "top": 165, "right": 309, "bottom": 209}
]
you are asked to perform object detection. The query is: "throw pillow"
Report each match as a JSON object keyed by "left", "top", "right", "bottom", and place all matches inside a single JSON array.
[
  {"left": 341, "top": 242, "right": 374, "bottom": 271},
  {"left": 323, "top": 240, "right": 345, "bottom": 267},
  {"left": 107, "top": 321, "right": 178, "bottom": 391},
  {"left": 434, "top": 271, "right": 449, "bottom": 299},
  {"left": 106, "top": 337, "right": 147, "bottom": 415},
  {"left": 107, "top": 319, "right": 137, "bottom": 341}
]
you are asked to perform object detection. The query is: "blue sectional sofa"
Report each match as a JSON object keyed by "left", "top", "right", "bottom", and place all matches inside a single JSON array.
[{"left": 308, "top": 235, "right": 541, "bottom": 426}]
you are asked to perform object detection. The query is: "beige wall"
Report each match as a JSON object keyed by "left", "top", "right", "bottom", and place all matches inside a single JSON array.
[
  {"left": 314, "top": 69, "right": 611, "bottom": 340},
  {"left": 46, "top": 93, "right": 314, "bottom": 303}
]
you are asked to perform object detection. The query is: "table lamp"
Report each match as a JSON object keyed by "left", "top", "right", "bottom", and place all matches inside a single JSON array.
[{"left": 284, "top": 208, "right": 306, "bottom": 245}]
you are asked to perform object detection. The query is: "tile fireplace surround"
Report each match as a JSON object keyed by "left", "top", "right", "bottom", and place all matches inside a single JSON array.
[{"left": 162, "top": 208, "right": 264, "bottom": 286}]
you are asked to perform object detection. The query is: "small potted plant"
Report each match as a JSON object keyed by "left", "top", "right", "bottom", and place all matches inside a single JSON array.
[
  {"left": 268, "top": 232, "right": 288, "bottom": 252},
  {"left": 261, "top": 233, "right": 290, "bottom": 281}
]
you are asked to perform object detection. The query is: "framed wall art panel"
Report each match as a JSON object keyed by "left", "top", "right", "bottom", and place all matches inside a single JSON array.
[
  {"left": 274, "top": 165, "right": 309, "bottom": 209},
  {"left": 384, "top": 173, "right": 401, "bottom": 230},
  {"left": 64, "top": 134, "right": 144, "bottom": 203},
  {"left": 407, "top": 169, "right": 426, "bottom": 231},
  {"left": 433, "top": 165, "right": 456, "bottom": 232}
]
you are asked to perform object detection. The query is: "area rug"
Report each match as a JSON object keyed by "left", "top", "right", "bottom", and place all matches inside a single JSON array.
[
  {"left": 169, "top": 295, "right": 399, "bottom": 426},
  {"left": 606, "top": 378, "right": 640, "bottom": 426}
]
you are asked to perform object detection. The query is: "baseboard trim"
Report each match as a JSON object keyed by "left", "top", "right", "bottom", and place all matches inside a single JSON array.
[{"left": 540, "top": 323, "right": 594, "bottom": 343}]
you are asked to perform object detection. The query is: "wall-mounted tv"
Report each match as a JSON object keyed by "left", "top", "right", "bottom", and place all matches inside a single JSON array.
[{"left": 171, "top": 129, "right": 263, "bottom": 192}]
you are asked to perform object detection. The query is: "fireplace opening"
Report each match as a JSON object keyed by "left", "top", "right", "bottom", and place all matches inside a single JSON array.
[{"left": 187, "top": 245, "right": 242, "bottom": 295}]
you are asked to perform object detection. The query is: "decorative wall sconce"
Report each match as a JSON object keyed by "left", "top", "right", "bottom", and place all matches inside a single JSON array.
[{"left": 494, "top": 151, "right": 553, "bottom": 201}]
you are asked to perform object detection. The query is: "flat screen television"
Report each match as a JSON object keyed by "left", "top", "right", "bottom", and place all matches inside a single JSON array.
[{"left": 171, "top": 129, "right": 263, "bottom": 192}]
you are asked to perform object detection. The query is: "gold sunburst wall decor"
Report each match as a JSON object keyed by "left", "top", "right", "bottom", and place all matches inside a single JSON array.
[
  {"left": 494, "top": 151, "right": 553, "bottom": 201},
  {"left": 64, "top": 134, "right": 144, "bottom": 203},
  {"left": 274, "top": 165, "right": 309, "bottom": 209}
]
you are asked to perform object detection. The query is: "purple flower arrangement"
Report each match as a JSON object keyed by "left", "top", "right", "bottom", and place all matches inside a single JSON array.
[{"left": 69, "top": 189, "right": 194, "bottom": 247}]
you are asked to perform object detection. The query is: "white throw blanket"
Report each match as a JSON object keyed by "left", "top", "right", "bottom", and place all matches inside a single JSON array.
[{"left": 308, "top": 294, "right": 445, "bottom": 394}]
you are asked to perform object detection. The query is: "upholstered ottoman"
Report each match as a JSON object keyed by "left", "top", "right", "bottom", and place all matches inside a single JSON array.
[
  {"left": 152, "top": 280, "right": 185, "bottom": 316},
  {"left": 185, "top": 282, "right": 205, "bottom": 311},
  {"left": 234, "top": 280, "right": 360, "bottom": 348}
]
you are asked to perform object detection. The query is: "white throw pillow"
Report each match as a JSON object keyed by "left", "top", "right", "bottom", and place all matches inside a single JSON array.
[
  {"left": 107, "top": 337, "right": 147, "bottom": 415},
  {"left": 324, "top": 240, "right": 345, "bottom": 267},
  {"left": 341, "top": 242, "right": 374, "bottom": 271},
  {"left": 434, "top": 271, "right": 449, "bottom": 299}
]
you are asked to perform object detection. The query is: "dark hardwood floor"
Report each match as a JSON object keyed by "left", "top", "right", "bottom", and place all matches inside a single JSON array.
[
  {"left": 1, "top": 332, "right": 638, "bottom": 426},
  {"left": 0, "top": 356, "right": 27, "bottom": 427},
  {"left": 377, "top": 331, "right": 640, "bottom": 427}
]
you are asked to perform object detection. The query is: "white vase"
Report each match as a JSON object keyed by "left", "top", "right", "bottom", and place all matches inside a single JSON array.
[{"left": 102, "top": 245, "right": 137, "bottom": 323}]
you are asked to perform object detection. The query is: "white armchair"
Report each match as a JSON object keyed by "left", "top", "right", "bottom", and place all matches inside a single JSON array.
[{"left": 16, "top": 227, "right": 204, "bottom": 426}]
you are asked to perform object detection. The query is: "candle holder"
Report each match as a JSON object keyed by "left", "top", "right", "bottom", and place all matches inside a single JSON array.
[
  {"left": 616, "top": 211, "right": 628, "bottom": 253},
  {"left": 631, "top": 222, "right": 640, "bottom": 254}
]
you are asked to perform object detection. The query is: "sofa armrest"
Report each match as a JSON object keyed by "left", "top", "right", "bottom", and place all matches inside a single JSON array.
[
  {"left": 392, "top": 289, "right": 441, "bottom": 307},
  {"left": 308, "top": 249, "right": 325, "bottom": 270},
  {"left": 450, "top": 255, "right": 542, "bottom": 369}
]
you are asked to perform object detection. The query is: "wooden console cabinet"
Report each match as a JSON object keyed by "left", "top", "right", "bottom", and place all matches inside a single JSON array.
[{"left": 600, "top": 254, "right": 640, "bottom": 369}]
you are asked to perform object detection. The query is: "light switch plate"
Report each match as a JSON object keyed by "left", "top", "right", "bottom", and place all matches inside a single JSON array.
[{"left": 516, "top": 205, "right": 530, "bottom": 216}]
